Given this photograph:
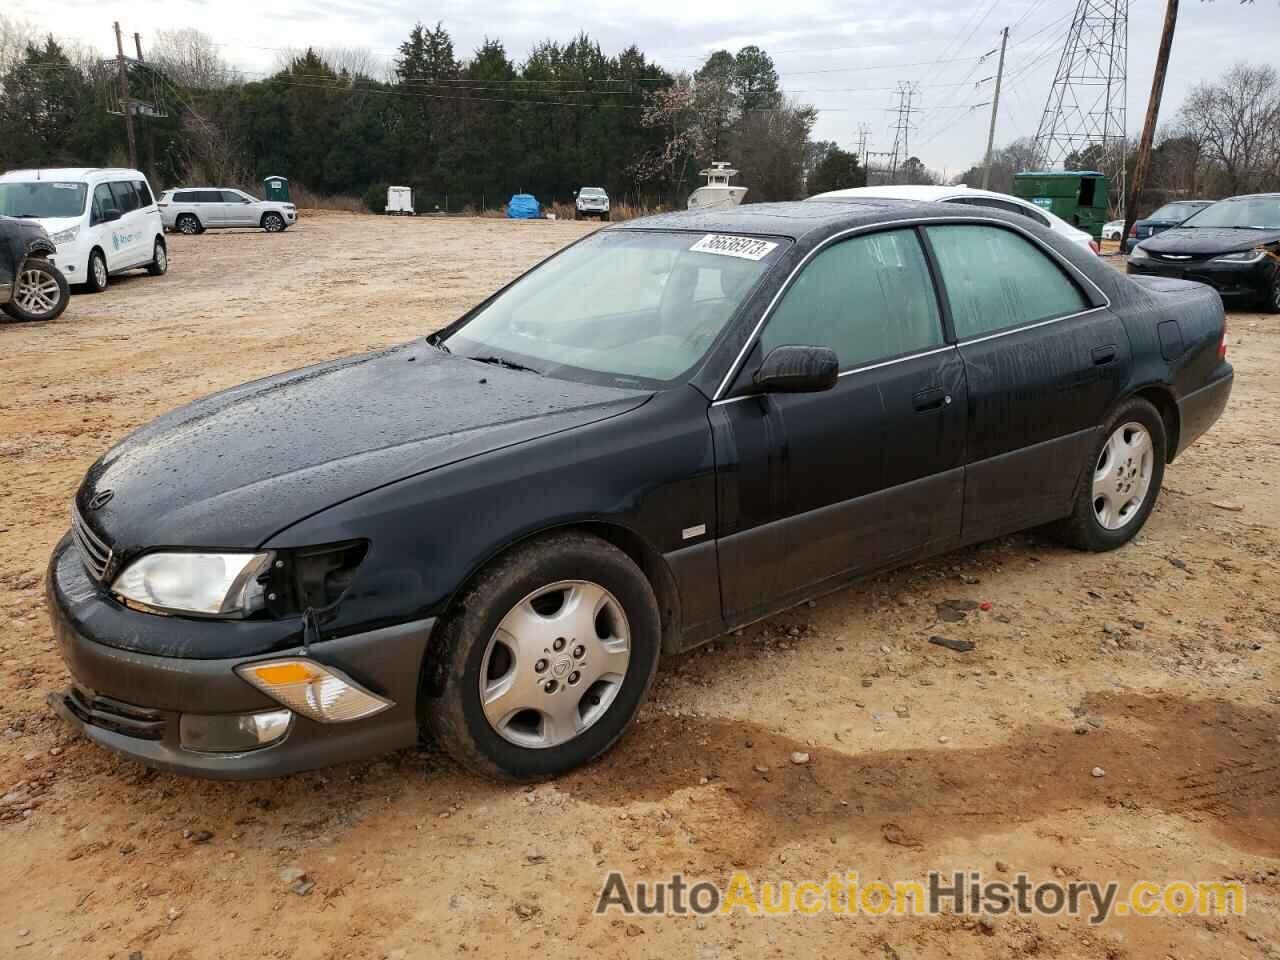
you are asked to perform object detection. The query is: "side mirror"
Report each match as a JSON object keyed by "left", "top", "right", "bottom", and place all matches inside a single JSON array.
[
  {"left": 572, "top": 190, "right": 579, "bottom": 197},
  {"left": 753, "top": 345, "right": 839, "bottom": 394},
  {"left": 104, "top": 208, "right": 122, "bottom": 223}
]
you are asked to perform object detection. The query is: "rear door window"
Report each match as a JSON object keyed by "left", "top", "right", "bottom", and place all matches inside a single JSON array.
[
  {"left": 760, "top": 228, "right": 944, "bottom": 369},
  {"left": 925, "top": 224, "right": 1089, "bottom": 339},
  {"left": 196, "top": 190, "right": 222, "bottom": 203},
  {"left": 175, "top": 191, "right": 199, "bottom": 203},
  {"left": 108, "top": 181, "right": 139, "bottom": 213}
]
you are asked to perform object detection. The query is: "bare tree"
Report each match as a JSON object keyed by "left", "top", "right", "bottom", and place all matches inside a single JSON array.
[
  {"left": 1178, "top": 63, "right": 1280, "bottom": 194},
  {"left": 150, "top": 29, "right": 234, "bottom": 89}
]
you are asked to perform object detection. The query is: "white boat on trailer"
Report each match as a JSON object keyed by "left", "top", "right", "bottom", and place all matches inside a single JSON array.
[{"left": 687, "top": 162, "right": 747, "bottom": 211}]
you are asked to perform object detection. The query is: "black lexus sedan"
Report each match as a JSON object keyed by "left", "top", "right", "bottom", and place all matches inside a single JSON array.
[
  {"left": 48, "top": 200, "right": 1234, "bottom": 781},
  {"left": 1123, "top": 199, "right": 1212, "bottom": 253},
  {"left": 1127, "top": 193, "right": 1280, "bottom": 312}
]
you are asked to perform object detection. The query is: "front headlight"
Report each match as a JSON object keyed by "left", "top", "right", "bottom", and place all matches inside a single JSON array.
[
  {"left": 1128, "top": 245, "right": 1151, "bottom": 261},
  {"left": 113, "top": 551, "right": 273, "bottom": 617},
  {"left": 1211, "top": 248, "right": 1267, "bottom": 264},
  {"left": 50, "top": 226, "right": 80, "bottom": 245}
]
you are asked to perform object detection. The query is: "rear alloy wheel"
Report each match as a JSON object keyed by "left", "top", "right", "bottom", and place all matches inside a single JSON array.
[
  {"left": 263, "top": 213, "right": 285, "bottom": 233},
  {"left": 86, "top": 249, "right": 109, "bottom": 293},
  {"left": 146, "top": 239, "right": 168, "bottom": 277},
  {"left": 176, "top": 214, "right": 202, "bottom": 235},
  {"left": 1054, "top": 397, "right": 1166, "bottom": 551},
  {"left": 2, "top": 259, "right": 69, "bottom": 322},
  {"left": 424, "top": 532, "right": 661, "bottom": 780}
]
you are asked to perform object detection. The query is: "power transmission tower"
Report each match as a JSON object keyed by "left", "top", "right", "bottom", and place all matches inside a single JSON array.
[
  {"left": 1032, "top": 0, "right": 1129, "bottom": 214},
  {"left": 888, "top": 82, "right": 920, "bottom": 183},
  {"left": 855, "top": 122, "right": 872, "bottom": 162}
]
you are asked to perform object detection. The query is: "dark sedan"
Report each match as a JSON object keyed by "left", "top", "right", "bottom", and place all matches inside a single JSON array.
[
  {"left": 1127, "top": 193, "right": 1280, "bottom": 312},
  {"left": 1124, "top": 199, "right": 1212, "bottom": 253},
  {"left": 48, "top": 200, "right": 1233, "bottom": 781},
  {"left": 0, "top": 215, "right": 69, "bottom": 322}
]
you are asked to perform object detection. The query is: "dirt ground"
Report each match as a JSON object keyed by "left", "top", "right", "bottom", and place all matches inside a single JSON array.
[{"left": 1, "top": 212, "right": 1277, "bottom": 959}]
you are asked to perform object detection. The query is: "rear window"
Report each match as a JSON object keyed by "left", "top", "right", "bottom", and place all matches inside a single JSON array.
[{"left": 134, "top": 180, "right": 154, "bottom": 206}]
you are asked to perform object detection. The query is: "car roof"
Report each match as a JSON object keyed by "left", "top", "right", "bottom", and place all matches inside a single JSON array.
[
  {"left": 616, "top": 198, "right": 961, "bottom": 241},
  {"left": 0, "top": 167, "right": 145, "bottom": 182}
]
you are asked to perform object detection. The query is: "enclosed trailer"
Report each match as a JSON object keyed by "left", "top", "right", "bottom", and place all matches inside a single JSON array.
[{"left": 386, "top": 185, "right": 415, "bottom": 216}]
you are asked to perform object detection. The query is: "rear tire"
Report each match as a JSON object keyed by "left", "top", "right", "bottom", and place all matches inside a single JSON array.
[
  {"left": 1, "top": 258, "right": 69, "bottom": 322},
  {"left": 85, "top": 249, "right": 109, "bottom": 293},
  {"left": 146, "top": 238, "right": 168, "bottom": 276},
  {"left": 423, "top": 532, "right": 661, "bottom": 781},
  {"left": 1053, "top": 397, "right": 1166, "bottom": 551}
]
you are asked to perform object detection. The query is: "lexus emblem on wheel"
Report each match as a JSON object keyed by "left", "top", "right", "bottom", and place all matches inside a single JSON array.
[{"left": 88, "top": 489, "right": 114, "bottom": 510}]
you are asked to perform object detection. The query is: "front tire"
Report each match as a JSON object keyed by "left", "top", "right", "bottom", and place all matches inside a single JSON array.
[
  {"left": 424, "top": 532, "right": 661, "bottom": 781},
  {"left": 1261, "top": 273, "right": 1280, "bottom": 314},
  {"left": 1054, "top": 397, "right": 1166, "bottom": 551},
  {"left": 262, "top": 212, "right": 285, "bottom": 233},
  {"left": 2, "top": 258, "right": 69, "bottom": 322},
  {"left": 85, "top": 249, "right": 109, "bottom": 293}
]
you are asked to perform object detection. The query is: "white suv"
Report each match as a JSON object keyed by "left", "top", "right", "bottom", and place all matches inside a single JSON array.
[
  {"left": 0, "top": 167, "right": 168, "bottom": 292},
  {"left": 574, "top": 187, "right": 610, "bottom": 221},
  {"left": 160, "top": 188, "right": 296, "bottom": 234}
]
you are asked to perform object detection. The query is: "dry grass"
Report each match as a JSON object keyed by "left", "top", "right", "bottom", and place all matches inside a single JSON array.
[{"left": 286, "top": 182, "right": 365, "bottom": 215}]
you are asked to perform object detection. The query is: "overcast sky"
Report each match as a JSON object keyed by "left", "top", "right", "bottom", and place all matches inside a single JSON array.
[{"left": 10, "top": 0, "right": 1276, "bottom": 176}]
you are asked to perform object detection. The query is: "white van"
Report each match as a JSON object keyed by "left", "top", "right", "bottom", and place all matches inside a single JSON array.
[{"left": 0, "top": 167, "right": 167, "bottom": 292}]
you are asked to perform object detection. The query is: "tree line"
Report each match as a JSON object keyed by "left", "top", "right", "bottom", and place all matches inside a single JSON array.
[{"left": 0, "top": 17, "right": 867, "bottom": 211}]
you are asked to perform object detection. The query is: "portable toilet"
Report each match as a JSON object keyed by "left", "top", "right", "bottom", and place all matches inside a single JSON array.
[
  {"left": 1012, "top": 170, "right": 1111, "bottom": 239},
  {"left": 263, "top": 176, "right": 290, "bottom": 203},
  {"left": 386, "top": 185, "right": 414, "bottom": 216}
]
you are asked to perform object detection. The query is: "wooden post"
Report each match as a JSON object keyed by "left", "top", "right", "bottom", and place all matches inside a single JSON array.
[
  {"left": 1125, "top": 0, "right": 1179, "bottom": 248},
  {"left": 114, "top": 22, "right": 138, "bottom": 169},
  {"left": 981, "top": 27, "right": 1009, "bottom": 191}
]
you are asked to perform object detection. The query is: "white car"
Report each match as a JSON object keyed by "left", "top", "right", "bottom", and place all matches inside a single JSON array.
[
  {"left": 158, "top": 188, "right": 296, "bottom": 234},
  {"left": 809, "top": 184, "right": 1100, "bottom": 255},
  {"left": 1101, "top": 219, "right": 1125, "bottom": 241},
  {"left": 0, "top": 167, "right": 168, "bottom": 292},
  {"left": 574, "top": 187, "right": 610, "bottom": 221}
]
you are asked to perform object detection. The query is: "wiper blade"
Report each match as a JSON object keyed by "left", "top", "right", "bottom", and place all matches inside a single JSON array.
[
  {"left": 427, "top": 335, "right": 450, "bottom": 354},
  {"left": 470, "top": 354, "right": 541, "bottom": 374}
]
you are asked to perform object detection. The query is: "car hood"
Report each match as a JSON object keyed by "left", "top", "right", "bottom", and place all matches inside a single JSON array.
[
  {"left": 1140, "top": 226, "right": 1280, "bottom": 256},
  {"left": 76, "top": 344, "right": 650, "bottom": 552}
]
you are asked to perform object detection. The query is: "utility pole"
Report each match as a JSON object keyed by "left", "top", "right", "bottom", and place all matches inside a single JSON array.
[
  {"left": 114, "top": 22, "right": 138, "bottom": 169},
  {"left": 133, "top": 32, "right": 145, "bottom": 62},
  {"left": 1125, "top": 0, "right": 1178, "bottom": 245},
  {"left": 981, "top": 27, "right": 1009, "bottom": 190}
]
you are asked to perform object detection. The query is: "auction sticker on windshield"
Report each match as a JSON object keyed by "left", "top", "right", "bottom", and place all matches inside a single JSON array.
[{"left": 690, "top": 234, "right": 779, "bottom": 261}]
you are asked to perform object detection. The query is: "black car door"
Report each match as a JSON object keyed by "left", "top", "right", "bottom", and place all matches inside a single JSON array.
[
  {"left": 711, "top": 227, "right": 968, "bottom": 622},
  {"left": 922, "top": 222, "right": 1129, "bottom": 539}
]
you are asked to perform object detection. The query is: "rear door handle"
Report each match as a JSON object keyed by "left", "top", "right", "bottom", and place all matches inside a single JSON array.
[
  {"left": 1092, "top": 345, "right": 1118, "bottom": 365},
  {"left": 912, "top": 387, "right": 950, "bottom": 412}
]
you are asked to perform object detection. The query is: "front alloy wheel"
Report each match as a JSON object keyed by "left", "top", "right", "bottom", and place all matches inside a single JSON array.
[
  {"left": 2, "top": 260, "right": 69, "bottom": 322},
  {"left": 424, "top": 532, "right": 661, "bottom": 780},
  {"left": 263, "top": 213, "right": 285, "bottom": 232}
]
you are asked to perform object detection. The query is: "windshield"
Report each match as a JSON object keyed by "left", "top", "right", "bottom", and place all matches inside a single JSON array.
[
  {"left": 1148, "top": 202, "right": 1205, "bottom": 221},
  {"left": 0, "top": 181, "right": 88, "bottom": 219},
  {"left": 441, "top": 230, "right": 786, "bottom": 386},
  {"left": 1182, "top": 196, "right": 1280, "bottom": 230},
  {"left": 580, "top": 188, "right": 606, "bottom": 197}
]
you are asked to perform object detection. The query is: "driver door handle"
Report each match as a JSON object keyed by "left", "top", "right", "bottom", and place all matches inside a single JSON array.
[{"left": 912, "top": 387, "right": 951, "bottom": 412}]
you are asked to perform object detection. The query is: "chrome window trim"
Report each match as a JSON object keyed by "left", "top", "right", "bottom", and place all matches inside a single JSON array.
[{"left": 711, "top": 214, "right": 1111, "bottom": 402}]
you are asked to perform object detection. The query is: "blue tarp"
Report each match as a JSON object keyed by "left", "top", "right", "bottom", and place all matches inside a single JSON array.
[{"left": 507, "top": 194, "right": 540, "bottom": 219}]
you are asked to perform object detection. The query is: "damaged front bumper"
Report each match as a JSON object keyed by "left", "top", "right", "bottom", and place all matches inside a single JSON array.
[{"left": 46, "top": 535, "right": 434, "bottom": 779}]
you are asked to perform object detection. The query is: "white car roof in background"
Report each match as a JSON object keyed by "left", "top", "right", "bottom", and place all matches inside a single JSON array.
[
  {"left": 0, "top": 167, "right": 146, "bottom": 182},
  {"left": 810, "top": 184, "right": 1092, "bottom": 240}
]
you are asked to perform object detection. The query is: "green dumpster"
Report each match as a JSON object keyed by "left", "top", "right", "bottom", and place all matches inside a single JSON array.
[
  {"left": 263, "top": 176, "right": 291, "bottom": 203},
  {"left": 1012, "top": 170, "right": 1111, "bottom": 239}
]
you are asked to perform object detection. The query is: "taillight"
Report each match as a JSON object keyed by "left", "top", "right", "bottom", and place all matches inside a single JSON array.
[
  {"left": 1089, "top": 240, "right": 1100, "bottom": 255},
  {"left": 1128, "top": 223, "right": 1137, "bottom": 237},
  {"left": 1218, "top": 318, "right": 1228, "bottom": 360}
]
